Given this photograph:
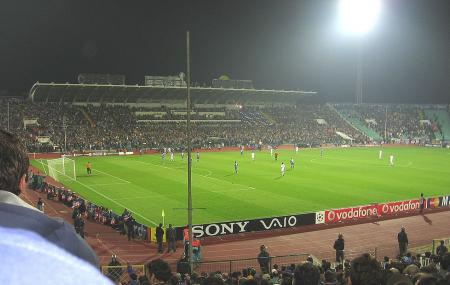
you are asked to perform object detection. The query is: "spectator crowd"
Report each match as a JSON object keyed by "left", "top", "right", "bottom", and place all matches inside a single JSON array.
[{"left": 3, "top": 98, "right": 444, "bottom": 153}]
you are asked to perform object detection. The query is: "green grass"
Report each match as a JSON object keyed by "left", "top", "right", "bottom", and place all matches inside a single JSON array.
[{"left": 31, "top": 147, "right": 450, "bottom": 227}]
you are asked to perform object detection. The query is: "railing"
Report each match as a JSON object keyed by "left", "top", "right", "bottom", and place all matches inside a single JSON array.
[
  {"left": 101, "top": 265, "right": 145, "bottom": 284},
  {"left": 186, "top": 253, "right": 311, "bottom": 274}
]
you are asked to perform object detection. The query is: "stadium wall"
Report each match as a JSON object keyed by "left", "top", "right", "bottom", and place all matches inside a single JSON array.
[{"left": 174, "top": 195, "right": 450, "bottom": 239}]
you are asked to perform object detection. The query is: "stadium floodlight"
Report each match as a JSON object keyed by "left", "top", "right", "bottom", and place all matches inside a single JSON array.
[{"left": 338, "top": 0, "right": 381, "bottom": 35}]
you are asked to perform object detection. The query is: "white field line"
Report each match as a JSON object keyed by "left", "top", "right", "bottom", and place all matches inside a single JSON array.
[
  {"left": 87, "top": 182, "right": 130, "bottom": 186},
  {"left": 93, "top": 169, "right": 131, "bottom": 184},
  {"left": 116, "top": 196, "right": 155, "bottom": 201},
  {"left": 47, "top": 167, "right": 157, "bottom": 226},
  {"left": 134, "top": 160, "right": 255, "bottom": 191}
]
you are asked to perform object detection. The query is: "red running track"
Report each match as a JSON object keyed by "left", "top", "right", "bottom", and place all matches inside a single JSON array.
[{"left": 22, "top": 187, "right": 450, "bottom": 266}]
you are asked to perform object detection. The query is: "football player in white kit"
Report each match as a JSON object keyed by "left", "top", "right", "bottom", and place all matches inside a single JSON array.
[
  {"left": 281, "top": 162, "right": 286, "bottom": 176},
  {"left": 389, "top": 154, "right": 394, "bottom": 166}
]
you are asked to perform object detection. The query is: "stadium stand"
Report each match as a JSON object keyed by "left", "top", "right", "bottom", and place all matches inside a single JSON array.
[
  {"left": 333, "top": 104, "right": 384, "bottom": 142},
  {"left": 424, "top": 108, "right": 450, "bottom": 141},
  {"left": 1, "top": 89, "right": 445, "bottom": 153}
]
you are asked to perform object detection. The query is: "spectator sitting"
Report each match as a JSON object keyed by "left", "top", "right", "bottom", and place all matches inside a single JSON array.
[
  {"left": 145, "top": 258, "right": 173, "bottom": 285},
  {"left": 0, "top": 130, "right": 98, "bottom": 267},
  {"left": 0, "top": 226, "right": 112, "bottom": 285},
  {"left": 293, "top": 262, "right": 320, "bottom": 285},
  {"left": 349, "top": 253, "right": 383, "bottom": 285}
]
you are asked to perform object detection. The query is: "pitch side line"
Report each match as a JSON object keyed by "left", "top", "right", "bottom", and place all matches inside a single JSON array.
[
  {"left": 93, "top": 169, "right": 131, "bottom": 184},
  {"left": 47, "top": 167, "right": 157, "bottom": 226},
  {"left": 87, "top": 182, "right": 130, "bottom": 186}
]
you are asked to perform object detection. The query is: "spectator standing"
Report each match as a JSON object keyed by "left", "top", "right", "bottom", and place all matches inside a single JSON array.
[
  {"left": 156, "top": 223, "right": 165, "bottom": 253},
  {"left": 333, "top": 233, "right": 345, "bottom": 264},
  {"left": 166, "top": 224, "right": 177, "bottom": 253},
  {"left": 419, "top": 193, "right": 425, "bottom": 214},
  {"left": 36, "top": 197, "right": 44, "bottom": 212},
  {"left": 436, "top": 240, "right": 448, "bottom": 259},
  {"left": 107, "top": 254, "right": 123, "bottom": 282},
  {"left": 398, "top": 227, "right": 409, "bottom": 256},
  {"left": 257, "top": 245, "right": 270, "bottom": 274},
  {"left": 125, "top": 215, "right": 135, "bottom": 241},
  {"left": 74, "top": 213, "right": 85, "bottom": 238},
  {"left": 192, "top": 239, "right": 202, "bottom": 262}
]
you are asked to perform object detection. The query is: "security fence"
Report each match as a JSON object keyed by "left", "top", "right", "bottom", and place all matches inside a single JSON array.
[
  {"left": 190, "top": 253, "right": 311, "bottom": 274},
  {"left": 101, "top": 265, "right": 145, "bottom": 284}
]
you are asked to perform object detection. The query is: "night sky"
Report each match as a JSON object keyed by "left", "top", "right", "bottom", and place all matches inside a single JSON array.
[{"left": 1, "top": 0, "right": 449, "bottom": 103}]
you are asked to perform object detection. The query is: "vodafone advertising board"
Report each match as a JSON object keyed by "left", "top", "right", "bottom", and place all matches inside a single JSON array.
[{"left": 322, "top": 199, "right": 421, "bottom": 224}]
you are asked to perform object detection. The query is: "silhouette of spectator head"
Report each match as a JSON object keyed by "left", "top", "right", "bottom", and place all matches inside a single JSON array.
[{"left": 0, "top": 130, "right": 29, "bottom": 195}]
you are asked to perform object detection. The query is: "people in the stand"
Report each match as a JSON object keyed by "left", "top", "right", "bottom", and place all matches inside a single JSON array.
[{"left": 145, "top": 259, "right": 172, "bottom": 285}]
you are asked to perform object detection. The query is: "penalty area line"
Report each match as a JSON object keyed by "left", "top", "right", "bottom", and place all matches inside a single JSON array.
[
  {"left": 92, "top": 169, "right": 131, "bottom": 184},
  {"left": 48, "top": 167, "right": 157, "bottom": 226}
]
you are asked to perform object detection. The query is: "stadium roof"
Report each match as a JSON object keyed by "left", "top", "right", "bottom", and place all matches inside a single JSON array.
[{"left": 29, "top": 83, "right": 317, "bottom": 104}]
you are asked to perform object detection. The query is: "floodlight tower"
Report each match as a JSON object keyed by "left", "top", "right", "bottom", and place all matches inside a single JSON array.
[{"left": 338, "top": 0, "right": 381, "bottom": 104}]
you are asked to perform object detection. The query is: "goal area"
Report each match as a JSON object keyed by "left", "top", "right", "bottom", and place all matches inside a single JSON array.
[{"left": 46, "top": 157, "right": 77, "bottom": 182}]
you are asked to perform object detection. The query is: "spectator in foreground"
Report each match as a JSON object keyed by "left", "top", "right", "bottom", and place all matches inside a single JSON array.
[
  {"left": 349, "top": 253, "right": 383, "bottom": 285},
  {"left": 0, "top": 226, "right": 112, "bottom": 285},
  {"left": 0, "top": 130, "right": 98, "bottom": 267},
  {"left": 145, "top": 258, "right": 173, "bottom": 285},
  {"left": 293, "top": 262, "right": 320, "bottom": 285}
]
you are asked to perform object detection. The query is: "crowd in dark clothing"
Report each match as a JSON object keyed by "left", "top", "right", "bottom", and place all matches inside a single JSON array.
[
  {"left": 6, "top": 99, "right": 446, "bottom": 153},
  {"left": 109, "top": 250, "right": 450, "bottom": 285},
  {"left": 334, "top": 104, "right": 437, "bottom": 143},
  {"left": 28, "top": 172, "right": 148, "bottom": 241}
]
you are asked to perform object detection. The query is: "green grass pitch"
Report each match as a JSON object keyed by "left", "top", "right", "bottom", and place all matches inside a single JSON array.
[{"left": 31, "top": 147, "right": 450, "bottom": 226}]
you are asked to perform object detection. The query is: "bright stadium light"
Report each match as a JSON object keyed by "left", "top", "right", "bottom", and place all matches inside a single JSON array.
[{"left": 339, "top": 0, "right": 381, "bottom": 35}]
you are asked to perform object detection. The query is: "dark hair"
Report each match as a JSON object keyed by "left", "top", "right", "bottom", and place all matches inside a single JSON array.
[
  {"left": 0, "top": 130, "right": 29, "bottom": 195},
  {"left": 203, "top": 276, "right": 225, "bottom": 285},
  {"left": 294, "top": 262, "right": 320, "bottom": 285},
  {"left": 350, "top": 253, "right": 382, "bottom": 285},
  {"left": 146, "top": 258, "right": 172, "bottom": 282}
]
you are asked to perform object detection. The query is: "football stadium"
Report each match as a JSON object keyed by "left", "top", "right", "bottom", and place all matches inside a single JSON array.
[{"left": 1, "top": 1, "right": 450, "bottom": 284}]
